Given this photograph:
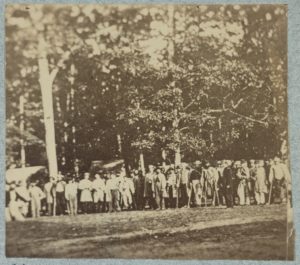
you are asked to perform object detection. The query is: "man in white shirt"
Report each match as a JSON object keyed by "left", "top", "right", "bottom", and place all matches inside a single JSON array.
[
  {"left": 269, "top": 156, "right": 291, "bottom": 204},
  {"left": 65, "top": 177, "right": 78, "bottom": 215},
  {"left": 44, "top": 177, "right": 55, "bottom": 216},
  {"left": 92, "top": 173, "right": 105, "bottom": 213},
  {"left": 106, "top": 173, "right": 120, "bottom": 212},
  {"left": 29, "top": 182, "right": 45, "bottom": 218}
]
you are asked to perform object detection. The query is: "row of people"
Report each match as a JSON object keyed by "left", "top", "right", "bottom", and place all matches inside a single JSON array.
[{"left": 6, "top": 156, "right": 291, "bottom": 220}]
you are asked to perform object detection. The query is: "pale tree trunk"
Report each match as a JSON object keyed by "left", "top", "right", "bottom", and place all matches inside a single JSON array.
[
  {"left": 139, "top": 152, "right": 145, "bottom": 175},
  {"left": 38, "top": 35, "right": 58, "bottom": 178},
  {"left": 117, "top": 133, "right": 122, "bottom": 157},
  {"left": 168, "top": 4, "right": 181, "bottom": 166},
  {"left": 19, "top": 95, "right": 26, "bottom": 168},
  {"left": 70, "top": 64, "right": 77, "bottom": 159},
  {"left": 162, "top": 149, "right": 166, "bottom": 167}
]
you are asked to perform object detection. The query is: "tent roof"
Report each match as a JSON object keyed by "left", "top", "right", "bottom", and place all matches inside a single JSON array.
[
  {"left": 91, "top": 159, "right": 124, "bottom": 170},
  {"left": 6, "top": 166, "right": 46, "bottom": 184}
]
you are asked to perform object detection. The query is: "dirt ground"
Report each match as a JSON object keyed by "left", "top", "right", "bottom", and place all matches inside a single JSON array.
[{"left": 6, "top": 204, "right": 294, "bottom": 260}]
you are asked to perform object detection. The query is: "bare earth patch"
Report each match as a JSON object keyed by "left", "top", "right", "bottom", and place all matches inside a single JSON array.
[{"left": 6, "top": 204, "right": 294, "bottom": 260}]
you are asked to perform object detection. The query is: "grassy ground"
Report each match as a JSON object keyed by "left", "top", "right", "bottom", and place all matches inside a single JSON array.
[{"left": 6, "top": 204, "right": 294, "bottom": 260}]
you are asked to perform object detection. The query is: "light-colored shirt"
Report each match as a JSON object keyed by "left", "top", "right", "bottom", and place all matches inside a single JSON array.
[
  {"left": 65, "top": 182, "right": 78, "bottom": 199},
  {"left": 92, "top": 178, "right": 106, "bottom": 191},
  {"left": 106, "top": 178, "right": 119, "bottom": 190},
  {"left": 56, "top": 181, "right": 66, "bottom": 192},
  {"left": 29, "top": 186, "right": 45, "bottom": 200}
]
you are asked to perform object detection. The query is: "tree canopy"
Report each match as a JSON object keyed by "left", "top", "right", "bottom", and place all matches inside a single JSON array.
[{"left": 6, "top": 4, "right": 288, "bottom": 171}]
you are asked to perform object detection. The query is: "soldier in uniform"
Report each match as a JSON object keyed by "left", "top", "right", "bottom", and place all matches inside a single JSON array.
[
  {"left": 78, "top": 172, "right": 93, "bottom": 214},
  {"left": 29, "top": 181, "right": 45, "bottom": 218},
  {"left": 44, "top": 177, "right": 55, "bottom": 216},
  {"left": 92, "top": 173, "right": 105, "bottom": 213},
  {"left": 165, "top": 168, "right": 177, "bottom": 208},
  {"left": 188, "top": 161, "right": 202, "bottom": 207},
  {"left": 178, "top": 163, "right": 190, "bottom": 208},
  {"left": 217, "top": 161, "right": 225, "bottom": 205},
  {"left": 236, "top": 159, "right": 250, "bottom": 206},
  {"left": 119, "top": 172, "right": 135, "bottom": 210},
  {"left": 135, "top": 170, "right": 145, "bottom": 210},
  {"left": 55, "top": 172, "right": 66, "bottom": 215},
  {"left": 223, "top": 160, "right": 234, "bottom": 208},
  {"left": 248, "top": 159, "right": 256, "bottom": 203},
  {"left": 65, "top": 176, "right": 79, "bottom": 215},
  {"left": 269, "top": 156, "right": 290, "bottom": 204},
  {"left": 253, "top": 160, "right": 268, "bottom": 205},
  {"left": 154, "top": 167, "right": 166, "bottom": 210},
  {"left": 144, "top": 165, "right": 155, "bottom": 209}
]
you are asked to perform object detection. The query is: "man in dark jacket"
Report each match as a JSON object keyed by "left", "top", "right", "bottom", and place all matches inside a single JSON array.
[{"left": 223, "top": 160, "right": 234, "bottom": 208}]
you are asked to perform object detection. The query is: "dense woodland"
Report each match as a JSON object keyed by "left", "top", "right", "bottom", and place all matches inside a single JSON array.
[{"left": 6, "top": 4, "right": 288, "bottom": 174}]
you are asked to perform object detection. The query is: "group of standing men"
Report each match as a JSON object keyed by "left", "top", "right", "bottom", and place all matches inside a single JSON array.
[{"left": 6, "top": 156, "right": 291, "bottom": 221}]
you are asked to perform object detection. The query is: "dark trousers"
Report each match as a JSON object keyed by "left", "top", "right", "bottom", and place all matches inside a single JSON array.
[
  {"left": 144, "top": 196, "right": 155, "bottom": 209},
  {"left": 110, "top": 189, "right": 120, "bottom": 212},
  {"left": 56, "top": 192, "right": 66, "bottom": 215},
  {"left": 136, "top": 191, "right": 144, "bottom": 210},
  {"left": 225, "top": 187, "right": 234, "bottom": 208},
  {"left": 94, "top": 201, "right": 102, "bottom": 213},
  {"left": 218, "top": 187, "right": 225, "bottom": 205},
  {"left": 165, "top": 187, "right": 176, "bottom": 208},
  {"left": 81, "top": 202, "right": 91, "bottom": 214},
  {"left": 180, "top": 184, "right": 188, "bottom": 207},
  {"left": 271, "top": 179, "right": 286, "bottom": 204}
]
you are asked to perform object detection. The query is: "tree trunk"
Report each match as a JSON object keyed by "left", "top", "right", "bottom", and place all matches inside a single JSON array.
[
  {"left": 168, "top": 4, "right": 181, "bottom": 166},
  {"left": 139, "top": 152, "right": 145, "bottom": 175},
  {"left": 175, "top": 146, "right": 181, "bottom": 166},
  {"left": 117, "top": 133, "right": 122, "bottom": 157},
  {"left": 19, "top": 95, "right": 26, "bottom": 168},
  {"left": 162, "top": 148, "right": 166, "bottom": 167},
  {"left": 38, "top": 35, "right": 58, "bottom": 178}
]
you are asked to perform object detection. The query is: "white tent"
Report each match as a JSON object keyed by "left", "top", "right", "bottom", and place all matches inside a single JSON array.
[
  {"left": 6, "top": 166, "right": 46, "bottom": 184},
  {"left": 102, "top": 159, "right": 124, "bottom": 170}
]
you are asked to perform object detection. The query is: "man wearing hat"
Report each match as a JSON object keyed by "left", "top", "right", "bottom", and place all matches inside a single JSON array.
[
  {"left": 78, "top": 172, "right": 93, "bottom": 214},
  {"left": 217, "top": 160, "right": 225, "bottom": 205},
  {"left": 8, "top": 181, "right": 31, "bottom": 221},
  {"left": 268, "top": 156, "right": 291, "bottom": 204},
  {"left": 92, "top": 173, "right": 105, "bottom": 213},
  {"left": 223, "top": 160, "right": 234, "bottom": 208},
  {"left": 253, "top": 160, "right": 268, "bottom": 205},
  {"left": 178, "top": 163, "right": 190, "bottom": 208},
  {"left": 189, "top": 161, "right": 202, "bottom": 207},
  {"left": 144, "top": 165, "right": 156, "bottom": 209},
  {"left": 236, "top": 159, "right": 250, "bottom": 206},
  {"left": 154, "top": 167, "right": 166, "bottom": 210},
  {"left": 55, "top": 172, "right": 67, "bottom": 215},
  {"left": 44, "top": 177, "right": 55, "bottom": 216}
]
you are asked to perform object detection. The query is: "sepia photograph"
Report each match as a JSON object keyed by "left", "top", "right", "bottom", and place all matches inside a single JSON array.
[{"left": 5, "top": 3, "right": 294, "bottom": 260}]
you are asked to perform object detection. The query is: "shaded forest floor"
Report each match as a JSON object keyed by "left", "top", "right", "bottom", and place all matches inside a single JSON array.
[{"left": 6, "top": 204, "right": 294, "bottom": 260}]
